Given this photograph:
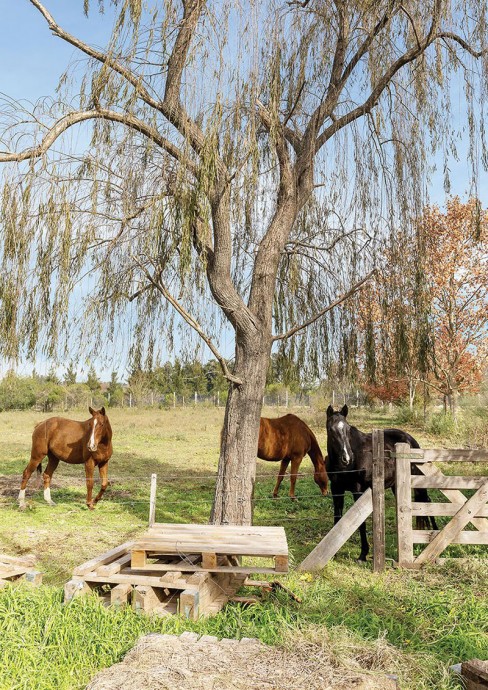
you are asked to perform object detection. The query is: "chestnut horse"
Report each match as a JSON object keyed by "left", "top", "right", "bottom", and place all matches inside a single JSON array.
[
  {"left": 18, "top": 407, "right": 112, "bottom": 510},
  {"left": 258, "top": 414, "right": 328, "bottom": 499}
]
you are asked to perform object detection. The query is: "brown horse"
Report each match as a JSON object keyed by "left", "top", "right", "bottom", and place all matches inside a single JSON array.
[
  {"left": 18, "top": 407, "right": 112, "bottom": 510},
  {"left": 258, "top": 413, "right": 328, "bottom": 499}
]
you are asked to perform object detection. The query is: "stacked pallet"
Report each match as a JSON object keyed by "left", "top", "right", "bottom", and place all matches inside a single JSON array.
[
  {"left": 0, "top": 553, "right": 42, "bottom": 587},
  {"left": 65, "top": 523, "right": 288, "bottom": 620}
]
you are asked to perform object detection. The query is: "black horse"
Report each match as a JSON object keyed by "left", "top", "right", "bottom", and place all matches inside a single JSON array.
[{"left": 326, "top": 404, "right": 437, "bottom": 561}]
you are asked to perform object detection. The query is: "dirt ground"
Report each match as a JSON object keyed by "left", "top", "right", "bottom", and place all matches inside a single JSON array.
[{"left": 87, "top": 632, "right": 397, "bottom": 690}]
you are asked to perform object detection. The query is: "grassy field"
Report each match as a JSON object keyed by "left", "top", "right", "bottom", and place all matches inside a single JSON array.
[{"left": 0, "top": 405, "right": 487, "bottom": 689}]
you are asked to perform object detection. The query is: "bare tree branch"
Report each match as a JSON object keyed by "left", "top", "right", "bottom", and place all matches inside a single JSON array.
[
  {"left": 132, "top": 257, "right": 243, "bottom": 386},
  {"left": 0, "top": 108, "right": 200, "bottom": 177},
  {"left": 272, "top": 269, "right": 376, "bottom": 342}
]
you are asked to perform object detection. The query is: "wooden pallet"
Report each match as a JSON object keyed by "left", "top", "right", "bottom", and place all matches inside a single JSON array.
[
  {"left": 65, "top": 540, "right": 248, "bottom": 620},
  {"left": 0, "top": 553, "right": 42, "bottom": 587},
  {"left": 130, "top": 523, "right": 289, "bottom": 574}
]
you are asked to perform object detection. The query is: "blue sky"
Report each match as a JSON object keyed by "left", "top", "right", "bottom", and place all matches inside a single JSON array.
[{"left": 1, "top": 1, "right": 487, "bottom": 381}]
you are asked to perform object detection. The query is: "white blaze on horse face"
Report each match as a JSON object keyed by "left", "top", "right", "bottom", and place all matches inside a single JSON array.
[
  {"left": 88, "top": 418, "right": 98, "bottom": 452},
  {"left": 336, "top": 420, "right": 351, "bottom": 464}
]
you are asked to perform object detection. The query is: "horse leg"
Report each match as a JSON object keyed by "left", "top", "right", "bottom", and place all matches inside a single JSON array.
[
  {"left": 332, "top": 483, "right": 344, "bottom": 525},
  {"left": 42, "top": 453, "right": 59, "bottom": 506},
  {"left": 18, "top": 454, "right": 45, "bottom": 509},
  {"left": 273, "top": 458, "right": 290, "bottom": 498},
  {"left": 93, "top": 461, "right": 109, "bottom": 504},
  {"left": 353, "top": 492, "right": 369, "bottom": 562},
  {"left": 289, "top": 455, "right": 302, "bottom": 500},
  {"left": 85, "top": 459, "right": 96, "bottom": 509}
]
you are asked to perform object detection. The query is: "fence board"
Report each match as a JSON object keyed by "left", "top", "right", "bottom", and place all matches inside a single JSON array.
[
  {"left": 395, "top": 443, "right": 414, "bottom": 566},
  {"left": 411, "top": 503, "right": 488, "bottom": 518},
  {"left": 299, "top": 489, "right": 373, "bottom": 571},
  {"left": 411, "top": 476, "right": 485, "bottom": 490},
  {"left": 412, "top": 530, "right": 488, "bottom": 545}
]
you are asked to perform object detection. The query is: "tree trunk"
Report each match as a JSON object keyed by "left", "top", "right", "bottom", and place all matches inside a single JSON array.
[{"left": 211, "top": 333, "right": 271, "bottom": 525}]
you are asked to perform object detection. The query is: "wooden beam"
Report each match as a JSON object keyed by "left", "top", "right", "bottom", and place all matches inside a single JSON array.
[
  {"left": 395, "top": 443, "right": 414, "bottom": 566},
  {"left": 372, "top": 429, "right": 385, "bottom": 573},
  {"left": 298, "top": 489, "right": 373, "bottom": 571},
  {"left": 73, "top": 542, "right": 134, "bottom": 576},
  {"left": 110, "top": 583, "right": 132, "bottom": 608},
  {"left": 131, "top": 550, "right": 147, "bottom": 569},
  {"left": 414, "top": 479, "right": 488, "bottom": 565}
]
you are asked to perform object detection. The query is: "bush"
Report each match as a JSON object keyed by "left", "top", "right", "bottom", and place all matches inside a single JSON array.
[{"left": 427, "top": 411, "right": 456, "bottom": 437}]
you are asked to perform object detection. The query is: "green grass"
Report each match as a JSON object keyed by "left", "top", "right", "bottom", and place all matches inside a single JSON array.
[{"left": 0, "top": 406, "right": 487, "bottom": 689}]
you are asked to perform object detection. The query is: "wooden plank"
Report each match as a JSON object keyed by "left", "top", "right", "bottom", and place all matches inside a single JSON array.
[
  {"left": 412, "top": 530, "right": 488, "bottom": 545},
  {"left": 179, "top": 589, "right": 199, "bottom": 620},
  {"left": 131, "top": 550, "right": 147, "bottom": 569},
  {"left": 0, "top": 554, "right": 37, "bottom": 567},
  {"left": 148, "top": 473, "right": 157, "bottom": 527},
  {"left": 97, "top": 553, "right": 132, "bottom": 577},
  {"left": 21, "top": 570, "right": 43, "bottom": 586},
  {"left": 64, "top": 579, "right": 93, "bottom": 602},
  {"left": 118, "top": 562, "right": 276, "bottom": 575},
  {"left": 372, "top": 429, "right": 385, "bottom": 573},
  {"left": 411, "top": 476, "right": 486, "bottom": 490},
  {"left": 132, "top": 540, "right": 288, "bottom": 557},
  {"left": 77, "top": 571, "right": 201, "bottom": 590},
  {"left": 110, "top": 583, "right": 132, "bottom": 608},
  {"left": 0, "top": 566, "right": 30, "bottom": 579},
  {"left": 414, "top": 479, "right": 488, "bottom": 565},
  {"left": 422, "top": 449, "right": 488, "bottom": 463},
  {"left": 149, "top": 523, "right": 285, "bottom": 536},
  {"left": 299, "top": 489, "right": 373, "bottom": 571},
  {"left": 416, "top": 463, "right": 488, "bottom": 532},
  {"left": 73, "top": 542, "right": 134, "bottom": 576},
  {"left": 395, "top": 443, "right": 414, "bottom": 566},
  {"left": 132, "top": 585, "right": 161, "bottom": 614},
  {"left": 411, "top": 503, "right": 488, "bottom": 518},
  {"left": 274, "top": 555, "right": 288, "bottom": 572},
  {"left": 201, "top": 552, "right": 218, "bottom": 569}
]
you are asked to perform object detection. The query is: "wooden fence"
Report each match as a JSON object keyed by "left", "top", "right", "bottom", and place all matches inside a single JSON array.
[
  {"left": 299, "top": 432, "right": 488, "bottom": 572},
  {"left": 394, "top": 444, "right": 488, "bottom": 568}
]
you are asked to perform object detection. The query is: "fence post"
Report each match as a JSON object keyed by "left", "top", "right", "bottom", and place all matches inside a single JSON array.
[
  {"left": 173, "top": 391, "right": 176, "bottom": 408},
  {"left": 396, "top": 442, "right": 414, "bottom": 566},
  {"left": 372, "top": 429, "right": 385, "bottom": 572},
  {"left": 148, "top": 473, "right": 157, "bottom": 527}
]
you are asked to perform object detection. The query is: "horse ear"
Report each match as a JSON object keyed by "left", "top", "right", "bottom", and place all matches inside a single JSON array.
[
  {"left": 326, "top": 405, "right": 334, "bottom": 418},
  {"left": 100, "top": 406, "right": 106, "bottom": 416},
  {"left": 89, "top": 406, "right": 94, "bottom": 415},
  {"left": 340, "top": 404, "right": 348, "bottom": 418}
]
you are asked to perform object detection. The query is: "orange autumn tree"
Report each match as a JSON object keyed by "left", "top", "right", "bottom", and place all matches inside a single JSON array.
[
  {"left": 421, "top": 198, "right": 488, "bottom": 414},
  {"left": 357, "top": 198, "right": 488, "bottom": 412}
]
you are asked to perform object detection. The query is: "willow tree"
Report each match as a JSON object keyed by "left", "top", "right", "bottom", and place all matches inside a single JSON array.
[{"left": 1, "top": 1, "right": 487, "bottom": 523}]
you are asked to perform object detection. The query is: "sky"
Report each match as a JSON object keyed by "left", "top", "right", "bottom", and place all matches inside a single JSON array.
[{"left": 0, "top": 1, "right": 487, "bottom": 381}]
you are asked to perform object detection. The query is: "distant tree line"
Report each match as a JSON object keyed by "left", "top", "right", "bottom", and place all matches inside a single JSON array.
[{"left": 0, "top": 355, "right": 311, "bottom": 411}]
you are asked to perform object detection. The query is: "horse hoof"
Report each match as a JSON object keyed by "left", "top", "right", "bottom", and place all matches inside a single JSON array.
[
  {"left": 47, "top": 500, "right": 56, "bottom": 507},
  {"left": 18, "top": 503, "right": 26, "bottom": 512},
  {"left": 290, "top": 496, "right": 298, "bottom": 501},
  {"left": 272, "top": 494, "right": 278, "bottom": 499},
  {"left": 87, "top": 503, "right": 95, "bottom": 510}
]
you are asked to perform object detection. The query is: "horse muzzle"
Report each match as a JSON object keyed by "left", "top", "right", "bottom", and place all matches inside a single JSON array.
[{"left": 88, "top": 443, "right": 98, "bottom": 453}]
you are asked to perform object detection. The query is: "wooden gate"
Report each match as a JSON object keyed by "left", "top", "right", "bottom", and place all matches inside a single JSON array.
[{"left": 395, "top": 444, "right": 488, "bottom": 567}]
